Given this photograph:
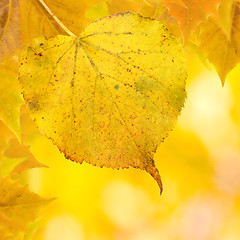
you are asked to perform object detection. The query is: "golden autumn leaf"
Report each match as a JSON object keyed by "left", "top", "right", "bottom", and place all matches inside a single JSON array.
[
  {"left": 0, "top": 177, "right": 53, "bottom": 240},
  {"left": 199, "top": 1, "right": 240, "bottom": 85},
  {"left": 0, "top": 59, "right": 24, "bottom": 139},
  {"left": 19, "top": 12, "right": 187, "bottom": 193},
  {"left": 161, "top": 0, "right": 221, "bottom": 41}
]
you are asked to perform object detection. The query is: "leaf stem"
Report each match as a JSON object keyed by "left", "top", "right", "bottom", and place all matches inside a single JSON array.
[{"left": 38, "top": 0, "right": 77, "bottom": 37}]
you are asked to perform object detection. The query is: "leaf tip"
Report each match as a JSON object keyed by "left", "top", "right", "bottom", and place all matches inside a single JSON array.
[
  {"left": 217, "top": 67, "right": 227, "bottom": 87},
  {"left": 221, "top": 78, "right": 226, "bottom": 87},
  {"left": 145, "top": 162, "right": 163, "bottom": 195},
  {"left": 219, "top": 72, "right": 226, "bottom": 87}
]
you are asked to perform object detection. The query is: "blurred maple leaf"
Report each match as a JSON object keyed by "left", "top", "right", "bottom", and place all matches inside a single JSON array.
[
  {"left": 140, "top": 0, "right": 240, "bottom": 83},
  {"left": 161, "top": 0, "right": 221, "bottom": 41},
  {"left": 199, "top": 0, "right": 240, "bottom": 85},
  {"left": 139, "top": 1, "right": 181, "bottom": 38},
  {"left": 0, "top": 120, "right": 46, "bottom": 177},
  {"left": 4, "top": 137, "right": 46, "bottom": 176},
  {"left": 0, "top": 177, "right": 53, "bottom": 240}
]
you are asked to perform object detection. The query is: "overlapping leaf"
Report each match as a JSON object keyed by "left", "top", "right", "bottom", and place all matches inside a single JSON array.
[
  {"left": 0, "top": 0, "right": 106, "bottom": 60},
  {"left": 19, "top": 12, "right": 187, "bottom": 192},
  {"left": 0, "top": 0, "right": 62, "bottom": 60}
]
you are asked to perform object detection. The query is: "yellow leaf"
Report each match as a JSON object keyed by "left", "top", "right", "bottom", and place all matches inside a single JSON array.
[
  {"left": 19, "top": 12, "right": 187, "bottom": 193},
  {"left": 161, "top": 0, "right": 221, "bottom": 41},
  {"left": 199, "top": 1, "right": 240, "bottom": 85},
  {"left": 0, "top": 59, "right": 24, "bottom": 140},
  {"left": 0, "top": 177, "right": 53, "bottom": 239}
]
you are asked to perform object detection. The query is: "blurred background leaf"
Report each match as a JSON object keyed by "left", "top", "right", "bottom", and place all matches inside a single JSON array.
[{"left": 1, "top": 0, "right": 240, "bottom": 239}]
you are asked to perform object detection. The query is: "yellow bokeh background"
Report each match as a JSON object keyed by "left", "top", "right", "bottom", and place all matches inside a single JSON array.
[
  {"left": 13, "top": 2, "right": 240, "bottom": 240},
  {"left": 19, "top": 43, "right": 240, "bottom": 240}
]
